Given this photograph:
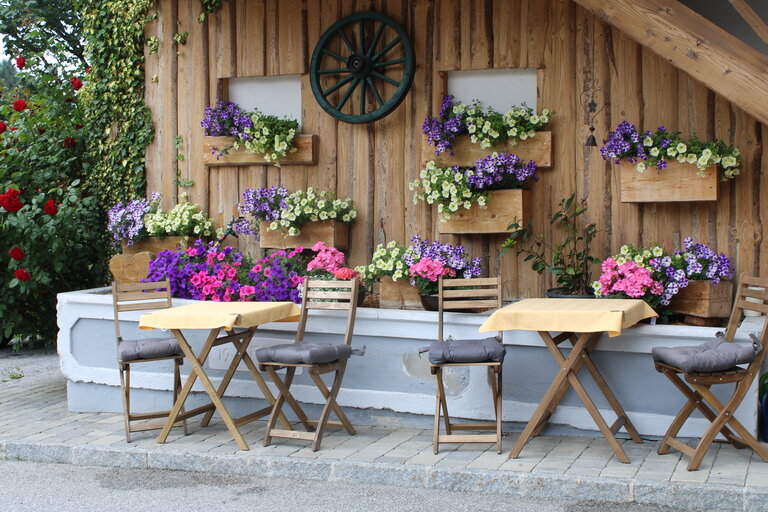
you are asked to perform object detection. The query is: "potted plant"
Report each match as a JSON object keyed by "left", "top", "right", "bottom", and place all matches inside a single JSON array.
[
  {"left": 355, "top": 240, "right": 418, "bottom": 309},
  {"left": 306, "top": 241, "right": 366, "bottom": 306},
  {"left": 234, "top": 186, "right": 357, "bottom": 249},
  {"left": 503, "top": 193, "right": 598, "bottom": 297}
]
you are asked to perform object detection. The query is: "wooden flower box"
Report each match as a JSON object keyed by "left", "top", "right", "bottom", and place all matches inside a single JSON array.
[
  {"left": 121, "top": 236, "right": 186, "bottom": 255},
  {"left": 109, "top": 252, "right": 154, "bottom": 284},
  {"left": 202, "top": 134, "right": 317, "bottom": 166},
  {"left": 258, "top": 220, "right": 348, "bottom": 250},
  {"left": 379, "top": 276, "right": 422, "bottom": 310},
  {"left": 619, "top": 160, "right": 718, "bottom": 203},
  {"left": 422, "top": 131, "right": 552, "bottom": 168},
  {"left": 670, "top": 280, "right": 733, "bottom": 319},
  {"left": 437, "top": 189, "right": 531, "bottom": 235}
]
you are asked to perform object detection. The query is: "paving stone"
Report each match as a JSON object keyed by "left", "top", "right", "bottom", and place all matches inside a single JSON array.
[
  {"left": 6, "top": 441, "right": 74, "bottom": 464},
  {"left": 73, "top": 446, "right": 148, "bottom": 469},
  {"left": 332, "top": 461, "right": 425, "bottom": 487},
  {"left": 633, "top": 481, "right": 744, "bottom": 512},
  {"left": 426, "top": 467, "right": 525, "bottom": 495},
  {"left": 522, "top": 472, "right": 631, "bottom": 503},
  {"left": 0, "top": 440, "right": 6, "bottom": 460},
  {"left": 267, "top": 456, "right": 333, "bottom": 480},
  {"left": 745, "top": 487, "right": 768, "bottom": 512}
]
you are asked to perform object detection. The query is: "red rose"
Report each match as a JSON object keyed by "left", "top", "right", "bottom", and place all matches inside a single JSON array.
[
  {"left": 1, "top": 196, "right": 23, "bottom": 213},
  {"left": 69, "top": 77, "right": 83, "bottom": 91},
  {"left": 9, "top": 248, "right": 24, "bottom": 261},
  {"left": 63, "top": 137, "right": 77, "bottom": 148},
  {"left": 85, "top": 66, "right": 92, "bottom": 74},
  {"left": 65, "top": 98, "right": 74, "bottom": 103},
  {"left": 14, "top": 268, "right": 31, "bottom": 282},
  {"left": 13, "top": 99, "right": 27, "bottom": 112},
  {"left": 11, "top": 127, "right": 16, "bottom": 131},
  {"left": 6, "top": 188, "right": 18, "bottom": 198},
  {"left": 43, "top": 199, "right": 58, "bottom": 216},
  {"left": 0, "top": 122, "right": 5, "bottom": 134},
  {"left": 37, "top": 127, "right": 45, "bottom": 135},
  {"left": 74, "top": 124, "right": 82, "bottom": 130},
  {"left": 15, "top": 57, "right": 25, "bottom": 69}
]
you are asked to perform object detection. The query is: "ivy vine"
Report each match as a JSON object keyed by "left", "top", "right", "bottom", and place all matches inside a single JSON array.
[
  {"left": 78, "top": 0, "right": 155, "bottom": 211},
  {"left": 198, "top": 0, "right": 229, "bottom": 22}
]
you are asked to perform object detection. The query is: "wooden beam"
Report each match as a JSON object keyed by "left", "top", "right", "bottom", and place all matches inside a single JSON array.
[
  {"left": 728, "top": 0, "right": 768, "bottom": 47},
  {"left": 572, "top": 0, "right": 768, "bottom": 126}
]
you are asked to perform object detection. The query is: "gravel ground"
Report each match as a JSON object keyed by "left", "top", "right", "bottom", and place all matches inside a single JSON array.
[{"left": 0, "top": 346, "right": 61, "bottom": 385}]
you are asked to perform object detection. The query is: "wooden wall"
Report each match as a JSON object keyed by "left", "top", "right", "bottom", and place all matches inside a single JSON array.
[{"left": 143, "top": 0, "right": 766, "bottom": 299}]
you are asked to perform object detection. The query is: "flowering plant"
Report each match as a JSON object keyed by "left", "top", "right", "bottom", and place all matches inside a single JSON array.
[
  {"left": 423, "top": 95, "right": 552, "bottom": 155},
  {"left": 236, "top": 187, "right": 357, "bottom": 237},
  {"left": 593, "top": 257, "right": 665, "bottom": 309},
  {"left": 404, "top": 235, "right": 482, "bottom": 295},
  {"left": 247, "top": 248, "right": 308, "bottom": 303},
  {"left": 107, "top": 193, "right": 158, "bottom": 246},
  {"left": 667, "top": 237, "right": 734, "bottom": 284},
  {"left": 201, "top": 101, "right": 253, "bottom": 139},
  {"left": 239, "top": 109, "right": 298, "bottom": 166},
  {"left": 144, "top": 193, "right": 217, "bottom": 239},
  {"left": 355, "top": 240, "right": 414, "bottom": 286},
  {"left": 410, "top": 153, "right": 537, "bottom": 218},
  {"left": 600, "top": 121, "right": 741, "bottom": 180},
  {"left": 306, "top": 241, "right": 347, "bottom": 275}
]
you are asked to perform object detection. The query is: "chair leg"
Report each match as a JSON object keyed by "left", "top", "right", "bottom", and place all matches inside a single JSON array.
[
  {"left": 433, "top": 367, "right": 453, "bottom": 454},
  {"left": 174, "top": 359, "right": 188, "bottom": 436},
  {"left": 311, "top": 363, "right": 347, "bottom": 452},
  {"left": 309, "top": 371, "right": 356, "bottom": 435},
  {"left": 491, "top": 366, "right": 503, "bottom": 454},
  {"left": 119, "top": 363, "right": 131, "bottom": 443},
  {"left": 433, "top": 368, "right": 442, "bottom": 454}
]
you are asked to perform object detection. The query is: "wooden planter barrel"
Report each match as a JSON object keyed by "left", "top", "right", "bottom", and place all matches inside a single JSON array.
[
  {"left": 670, "top": 280, "right": 733, "bottom": 319},
  {"left": 113, "top": 237, "right": 187, "bottom": 283},
  {"left": 379, "top": 277, "right": 421, "bottom": 310},
  {"left": 422, "top": 132, "right": 553, "bottom": 168},
  {"left": 202, "top": 135, "right": 317, "bottom": 166},
  {"left": 437, "top": 189, "right": 531, "bottom": 235},
  {"left": 258, "top": 220, "right": 348, "bottom": 250},
  {"left": 619, "top": 160, "right": 718, "bottom": 203}
]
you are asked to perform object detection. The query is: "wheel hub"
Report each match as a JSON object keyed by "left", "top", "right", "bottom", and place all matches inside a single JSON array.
[{"left": 347, "top": 54, "right": 372, "bottom": 78}]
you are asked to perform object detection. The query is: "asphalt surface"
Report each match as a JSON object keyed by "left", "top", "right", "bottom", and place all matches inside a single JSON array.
[{"left": 0, "top": 459, "right": 708, "bottom": 512}]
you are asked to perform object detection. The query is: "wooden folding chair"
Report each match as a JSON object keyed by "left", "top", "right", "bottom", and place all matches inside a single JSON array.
[
  {"left": 428, "top": 276, "right": 504, "bottom": 454},
  {"left": 256, "top": 279, "right": 359, "bottom": 451},
  {"left": 112, "top": 280, "right": 187, "bottom": 442},
  {"left": 653, "top": 274, "right": 768, "bottom": 470}
]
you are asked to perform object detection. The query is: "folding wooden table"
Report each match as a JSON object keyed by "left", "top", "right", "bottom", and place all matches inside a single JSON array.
[
  {"left": 479, "top": 298, "right": 657, "bottom": 463},
  {"left": 139, "top": 301, "right": 301, "bottom": 450}
]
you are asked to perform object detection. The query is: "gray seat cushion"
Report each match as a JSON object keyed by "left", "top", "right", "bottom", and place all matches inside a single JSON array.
[
  {"left": 651, "top": 332, "right": 756, "bottom": 373},
  {"left": 118, "top": 337, "right": 183, "bottom": 361},
  {"left": 427, "top": 337, "right": 505, "bottom": 365},
  {"left": 256, "top": 342, "right": 352, "bottom": 365}
]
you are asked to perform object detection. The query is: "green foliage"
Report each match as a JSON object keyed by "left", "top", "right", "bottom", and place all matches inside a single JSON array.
[
  {"left": 0, "top": 0, "right": 86, "bottom": 67},
  {"left": 503, "top": 194, "right": 599, "bottom": 296},
  {"left": 0, "top": 59, "right": 19, "bottom": 90},
  {"left": 198, "top": 0, "right": 229, "bottom": 22},
  {"left": 78, "top": 0, "right": 155, "bottom": 211}
]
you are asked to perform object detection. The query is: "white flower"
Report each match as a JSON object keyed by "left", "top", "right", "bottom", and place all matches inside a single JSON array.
[
  {"left": 676, "top": 143, "right": 687, "bottom": 153},
  {"left": 686, "top": 153, "right": 697, "bottom": 164},
  {"left": 650, "top": 147, "right": 660, "bottom": 157},
  {"left": 652, "top": 246, "right": 663, "bottom": 257},
  {"left": 636, "top": 162, "right": 646, "bottom": 172},
  {"left": 620, "top": 245, "right": 629, "bottom": 255},
  {"left": 643, "top": 137, "right": 653, "bottom": 147}
]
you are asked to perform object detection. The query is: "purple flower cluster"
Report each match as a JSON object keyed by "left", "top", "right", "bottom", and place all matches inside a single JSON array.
[
  {"left": 422, "top": 95, "right": 465, "bottom": 156},
  {"left": 404, "top": 235, "right": 482, "bottom": 279},
  {"left": 107, "top": 195, "right": 157, "bottom": 246},
  {"left": 246, "top": 249, "right": 307, "bottom": 303},
  {"left": 600, "top": 122, "right": 677, "bottom": 170},
  {"left": 469, "top": 153, "right": 538, "bottom": 190},
  {"left": 201, "top": 101, "right": 253, "bottom": 139},
  {"left": 679, "top": 237, "right": 734, "bottom": 284},
  {"left": 234, "top": 186, "right": 289, "bottom": 235},
  {"left": 599, "top": 121, "right": 640, "bottom": 163}
]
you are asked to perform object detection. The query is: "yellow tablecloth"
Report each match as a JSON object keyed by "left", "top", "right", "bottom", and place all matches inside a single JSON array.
[
  {"left": 139, "top": 301, "right": 301, "bottom": 331},
  {"left": 479, "top": 298, "right": 657, "bottom": 337}
]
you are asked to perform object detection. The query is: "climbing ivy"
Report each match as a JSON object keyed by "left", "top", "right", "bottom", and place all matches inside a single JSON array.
[
  {"left": 77, "top": 0, "right": 156, "bottom": 210},
  {"left": 198, "top": 0, "right": 229, "bottom": 22}
]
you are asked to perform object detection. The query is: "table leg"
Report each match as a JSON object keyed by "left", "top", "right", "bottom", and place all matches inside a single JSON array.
[
  {"left": 508, "top": 332, "right": 593, "bottom": 459},
  {"left": 158, "top": 328, "right": 250, "bottom": 450}
]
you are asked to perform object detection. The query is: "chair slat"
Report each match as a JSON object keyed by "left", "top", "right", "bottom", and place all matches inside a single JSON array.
[
  {"left": 114, "top": 281, "right": 170, "bottom": 292},
  {"left": 740, "top": 275, "right": 768, "bottom": 288},
  {"left": 443, "top": 299, "right": 499, "bottom": 310},
  {"left": 305, "top": 290, "right": 355, "bottom": 300},
  {"left": 739, "top": 288, "right": 768, "bottom": 300},
  {"left": 442, "top": 277, "right": 499, "bottom": 287},
  {"left": 443, "top": 288, "right": 500, "bottom": 298},
  {"left": 115, "top": 290, "right": 170, "bottom": 302},
  {"left": 736, "top": 299, "right": 768, "bottom": 314},
  {"left": 116, "top": 301, "right": 171, "bottom": 312},
  {"left": 306, "top": 280, "right": 355, "bottom": 289},
  {"left": 305, "top": 301, "right": 353, "bottom": 310}
]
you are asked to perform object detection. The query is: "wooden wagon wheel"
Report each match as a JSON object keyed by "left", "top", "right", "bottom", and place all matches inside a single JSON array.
[{"left": 309, "top": 11, "right": 415, "bottom": 124}]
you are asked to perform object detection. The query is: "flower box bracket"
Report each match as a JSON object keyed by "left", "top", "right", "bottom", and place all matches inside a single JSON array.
[
  {"left": 437, "top": 189, "right": 531, "bottom": 235},
  {"left": 203, "top": 134, "right": 318, "bottom": 167},
  {"left": 618, "top": 160, "right": 718, "bottom": 203}
]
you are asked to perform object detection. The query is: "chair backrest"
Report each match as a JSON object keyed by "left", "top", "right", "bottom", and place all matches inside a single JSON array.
[
  {"left": 295, "top": 278, "right": 359, "bottom": 346},
  {"left": 724, "top": 274, "right": 768, "bottom": 369},
  {"left": 112, "top": 280, "right": 173, "bottom": 343},
  {"left": 438, "top": 276, "right": 503, "bottom": 342}
]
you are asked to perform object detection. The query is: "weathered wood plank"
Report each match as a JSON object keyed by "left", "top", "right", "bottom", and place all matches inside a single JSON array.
[
  {"left": 421, "top": 132, "right": 553, "bottom": 169},
  {"left": 236, "top": 0, "right": 265, "bottom": 77}
]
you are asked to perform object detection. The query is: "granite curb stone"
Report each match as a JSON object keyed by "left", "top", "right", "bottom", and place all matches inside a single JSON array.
[{"left": 2, "top": 438, "right": 766, "bottom": 511}]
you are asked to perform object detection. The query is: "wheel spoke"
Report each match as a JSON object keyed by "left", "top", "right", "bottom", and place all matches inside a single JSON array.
[
  {"left": 366, "top": 77, "right": 385, "bottom": 107},
  {"left": 322, "top": 74, "right": 355, "bottom": 97},
  {"left": 359, "top": 79, "right": 366, "bottom": 115},
  {"left": 336, "top": 78, "right": 361, "bottom": 111},
  {"left": 367, "top": 22, "right": 385, "bottom": 56},
  {"left": 337, "top": 29, "right": 356, "bottom": 54},
  {"left": 322, "top": 48, "right": 347, "bottom": 64},
  {"left": 373, "top": 57, "right": 406, "bottom": 68},
  {"left": 371, "top": 71, "right": 400, "bottom": 88},
  {"left": 317, "top": 68, "right": 351, "bottom": 75},
  {"left": 358, "top": 20, "right": 366, "bottom": 56},
  {"left": 371, "top": 36, "right": 401, "bottom": 62}
]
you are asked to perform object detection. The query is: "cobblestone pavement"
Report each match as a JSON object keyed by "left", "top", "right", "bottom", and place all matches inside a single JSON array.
[{"left": 1, "top": 350, "right": 767, "bottom": 511}]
